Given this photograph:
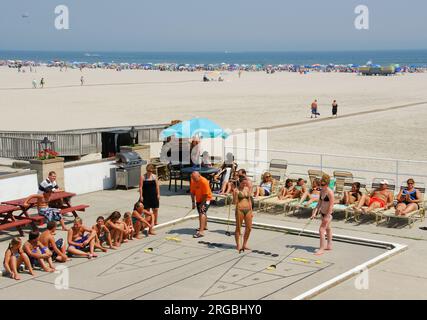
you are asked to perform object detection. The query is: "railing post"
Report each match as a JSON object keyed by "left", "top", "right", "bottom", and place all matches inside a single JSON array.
[
  {"left": 320, "top": 154, "right": 323, "bottom": 172},
  {"left": 396, "top": 160, "right": 399, "bottom": 187},
  {"left": 79, "top": 134, "right": 83, "bottom": 156}
]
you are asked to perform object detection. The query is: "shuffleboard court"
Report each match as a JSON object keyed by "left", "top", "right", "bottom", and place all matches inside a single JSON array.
[{"left": 0, "top": 216, "right": 406, "bottom": 300}]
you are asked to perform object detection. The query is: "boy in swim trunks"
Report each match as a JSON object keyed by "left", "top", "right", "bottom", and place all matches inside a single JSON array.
[
  {"left": 23, "top": 231, "right": 55, "bottom": 272},
  {"left": 67, "top": 218, "right": 100, "bottom": 259},
  {"left": 354, "top": 180, "right": 394, "bottom": 214},
  {"left": 40, "top": 221, "right": 70, "bottom": 262}
]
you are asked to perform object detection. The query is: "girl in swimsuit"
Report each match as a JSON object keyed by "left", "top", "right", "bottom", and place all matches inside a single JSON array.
[
  {"left": 298, "top": 178, "right": 321, "bottom": 207},
  {"left": 342, "top": 182, "right": 362, "bottom": 205},
  {"left": 395, "top": 178, "right": 421, "bottom": 216},
  {"left": 233, "top": 180, "right": 253, "bottom": 252},
  {"left": 123, "top": 212, "right": 135, "bottom": 241},
  {"left": 93, "top": 216, "right": 117, "bottom": 250},
  {"left": 311, "top": 174, "right": 335, "bottom": 256},
  {"left": 105, "top": 211, "right": 126, "bottom": 247},
  {"left": 3, "top": 237, "right": 34, "bottom": 280},
  {"left": 23, "top": 231, "right": 55, "bottom": 272},
  {"left": 132, "top": 202, "right": 155, "bottom": 239}
]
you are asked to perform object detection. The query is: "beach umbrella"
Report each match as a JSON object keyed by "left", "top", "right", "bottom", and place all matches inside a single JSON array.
[{"left": 160, "top": 118, "right": 230, "bottom": 140}]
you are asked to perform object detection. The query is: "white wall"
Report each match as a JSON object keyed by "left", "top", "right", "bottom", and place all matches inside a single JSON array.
[
  {"left": 64, "top": 160, "right": 116, "bottom": 195},
  {"left": 0, "top": 173, "right": 38, "bottom": 202}
]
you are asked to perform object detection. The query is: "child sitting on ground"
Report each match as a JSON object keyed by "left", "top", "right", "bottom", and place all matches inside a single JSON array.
[
  {"left": 40, "top": 221, "right": 70, "bottom": 262},
  {"left": 93, "top": 216, "right": 117, "bottom": 250},
  {"left": 105, "top": 211, "right": 126, "bottom": 246},
  {"left": 68, "top": 217, "right": 100, "bottom": 259},
  {"left": 23, "top": 231, "right": 55, "bottom": 272},
  {"left": 3, "top": 237, "right": 34, "bottom": 280},
  {"left": 123, "top": 212, "right": 135, "bottom": 241}
]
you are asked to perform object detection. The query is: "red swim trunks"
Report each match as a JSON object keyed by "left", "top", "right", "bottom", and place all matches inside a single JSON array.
[{"left": 369, "top": 197, "right": 386, "bottom": 208}]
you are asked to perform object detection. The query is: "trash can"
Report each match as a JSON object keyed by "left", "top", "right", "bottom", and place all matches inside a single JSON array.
[{"left": 115, "top": 151, "right": 147, "bottom": 189}]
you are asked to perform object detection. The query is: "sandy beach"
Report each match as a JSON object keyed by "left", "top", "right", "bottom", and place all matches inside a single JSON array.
[{"left": 1, "top": 66, "right": 427, "bottom": 164}]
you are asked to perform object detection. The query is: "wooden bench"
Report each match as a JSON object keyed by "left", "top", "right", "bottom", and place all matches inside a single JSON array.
[
  {"left": 60, "top": 205, "right": 90, "bottom": 217},
  {"left": 0, "top": 218, "right": 33, "bottom": 236}
]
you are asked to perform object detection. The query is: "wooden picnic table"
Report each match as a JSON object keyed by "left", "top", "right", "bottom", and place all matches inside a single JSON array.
[{"left": 1, "top": 192, "right": 89, "bottom": 234}]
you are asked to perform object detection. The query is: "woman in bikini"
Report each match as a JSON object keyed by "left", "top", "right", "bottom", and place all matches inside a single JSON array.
[
  {"left": 3, "top": 237, "right": 34, "bottom": 280},
  {"left": 354, "top": 180, "right": 393, "bottom": 214},
  {"left": 395, "top": 178, "right": 421, "bottom": 216},
  {"left": 278, "top": 179, "right": 295, "bottom": 200},
  {"left": 233, "top": 179, "right": 253, "bottom": 252},
  {"left": 298, "top": 178, "right": 321, "bottom": 207},
  {"left": 254, "top": 172, "right": 275, "bottom": 198},
  {"left": 311, "top": 174, "right": 335, "bottom": 256},
  {"left": 341, "top": 182, "right": 362, "bottom": 205}
]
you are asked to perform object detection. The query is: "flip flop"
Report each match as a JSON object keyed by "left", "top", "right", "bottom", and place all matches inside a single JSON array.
[{"left": 193, "top": 233, "right": 204, "bottom": 238}]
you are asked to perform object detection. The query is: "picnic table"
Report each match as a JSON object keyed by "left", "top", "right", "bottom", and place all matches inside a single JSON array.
[
  {"left": 180, "top": 166, "right": 220, "bottom": 192},
  {"left": 1, "top": 191, "right": 89, "bottom": 234}
]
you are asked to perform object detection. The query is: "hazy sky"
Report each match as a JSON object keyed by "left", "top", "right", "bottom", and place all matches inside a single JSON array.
[{"left": 1, "top": 0, "right": 426, "bottom": 52}]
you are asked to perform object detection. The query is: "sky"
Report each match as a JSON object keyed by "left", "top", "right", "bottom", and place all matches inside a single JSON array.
[{"left": 1, "top": 0, "right": 426, "bottom": 52}]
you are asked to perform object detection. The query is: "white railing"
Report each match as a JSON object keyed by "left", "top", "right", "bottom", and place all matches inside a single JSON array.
[{"left": 224, "top": 146, "right": 427, "bottom": 187}]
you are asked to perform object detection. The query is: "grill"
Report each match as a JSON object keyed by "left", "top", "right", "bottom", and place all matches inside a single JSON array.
[{"left": 115, "top": 151, "right": 146, "bottom": 189}]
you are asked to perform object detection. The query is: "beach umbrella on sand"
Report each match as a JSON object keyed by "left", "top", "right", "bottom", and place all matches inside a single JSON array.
[{"left": 160, "top": 118, "right": 230, "bottom": 140}]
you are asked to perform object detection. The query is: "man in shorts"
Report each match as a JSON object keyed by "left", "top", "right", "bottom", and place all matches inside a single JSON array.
[{"left": 190, "top": 172, "right": 212, "bottom": 238}]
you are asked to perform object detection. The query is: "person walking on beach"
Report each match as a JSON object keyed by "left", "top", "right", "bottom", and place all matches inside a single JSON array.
[
  {"left": 238, "top": 69, "right": 242, "bottom": 78},
  {"left": 311, "top": 99, "right": 319, "bottom": 118},
  {"left": 332, "top": 100, "right": 338, "bottom": 117},
  {"left": 40, "top": 78, "right": 45, "bottom": 88},
  {"left": 32, "top": 79, "right": 37, "bottom": 89},
  {"left": 80, "top": 76, "right": 84, "bottom": 86}
]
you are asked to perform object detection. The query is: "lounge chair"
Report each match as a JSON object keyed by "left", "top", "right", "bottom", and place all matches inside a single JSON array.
[
  {"left": 269, "top": 159, "right": 288, "bottom": 185},
  {"left": 375, "top": 185, "right": 426, "bottom": 228},
  {"left": 211, "top": 167, "right": 233, "bottom": 205},
  {"left": 259, "top": 175, "right": 303, "bottom": 214},
  {"left": 252, "top": 176, "right": 280, "bottom": 210},
  {"left": 333, "top": 171, "right": 353, "bottom": 196},
  {"left": 307, "top": 169, "right": 327, "bottom": 186},
  {"left": 346, "top": 178, "right": 396, "bottom": 222}
]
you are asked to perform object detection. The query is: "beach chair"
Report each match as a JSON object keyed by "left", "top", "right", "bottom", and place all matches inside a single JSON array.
[
  {"left": 347, "top": 178, "right": 396, "bottom": 222},
  {"left": 375, "top": 185, "right": 426, "bottom": 228},
  {"left": 212, "top": 167, "right": 233, "bottom": 205},
  {"left": 308, "top": 169, "right": 327, "bottom": 186},
  {"left": 252, "top": 174, "right": 280, "bottom": 211},
  {"left": 333, "top": 171, "right": 353, "bottom": 196},
  {"left": 269, "top": 159, "right": 288, "bottom": 185},
  {"left": 259, "top": 175, "right": 302, "bottom": 213},
  {"left": 333, "top": 180, "right": 368, "bottom": 221}
]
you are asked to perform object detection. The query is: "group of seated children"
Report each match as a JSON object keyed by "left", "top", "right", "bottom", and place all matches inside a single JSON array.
[{"left": 3, "top": 201, "right": 156, "bottom": 281}]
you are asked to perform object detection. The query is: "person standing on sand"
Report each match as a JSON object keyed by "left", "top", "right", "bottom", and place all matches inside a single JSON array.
[
  {"left": 311, "top": 99, "right": 319, "bottom": 118},
  {"left": 32, "top": 79, "right": 37, "bottom": 89},
  {"left": 332, "top": 100, "right": 338, "bottom": 117},
  {"left": 238, "top": 69, "right": 242, "bottom": 78},
  {"left": 80, "top": 76, "right": 84, "bottom": 86},
  {"left": 40, "top": 78, "right": 45, "bottom": 88}
]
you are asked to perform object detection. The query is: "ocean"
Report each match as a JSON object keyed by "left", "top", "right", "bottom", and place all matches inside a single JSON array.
[{"left": 1, "top": 50, "right": 427, "bottom": 66}]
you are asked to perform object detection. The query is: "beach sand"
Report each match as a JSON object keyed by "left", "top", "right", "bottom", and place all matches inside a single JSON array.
[{"left": 1, "top": 66, "right": 427, "bottom": 164}]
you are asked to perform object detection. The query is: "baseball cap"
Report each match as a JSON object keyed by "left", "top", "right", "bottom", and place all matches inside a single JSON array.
[{"left": 380, "top": 179, "right": 389, "bottom": 185}]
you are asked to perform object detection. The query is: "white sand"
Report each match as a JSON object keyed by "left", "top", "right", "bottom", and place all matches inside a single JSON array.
[{"left": 1, "top": 66, "right": 427, "bottom": 166}]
